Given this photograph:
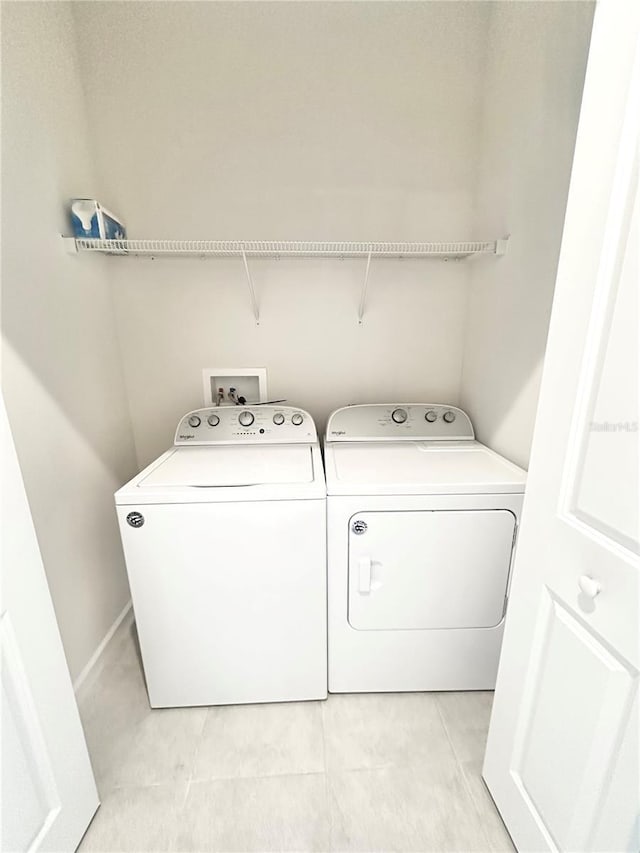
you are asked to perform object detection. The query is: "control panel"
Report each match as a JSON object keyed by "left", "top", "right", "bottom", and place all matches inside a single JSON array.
[
  {"left": 325, "top": 404, "right": 474, "bottom": 442},
  {"left": 174, "top": 406, "right": 317, "bottom": 445}
]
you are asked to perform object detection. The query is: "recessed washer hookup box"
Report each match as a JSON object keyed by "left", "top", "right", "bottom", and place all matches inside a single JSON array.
[{"left": 70, "top": 199, "right": 126, "bottom": 240}]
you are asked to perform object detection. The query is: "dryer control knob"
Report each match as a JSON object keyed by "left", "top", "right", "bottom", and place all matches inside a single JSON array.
[
  {"left": 207, "top": 414, "right": 220, "bottom": 427},
  {"left": 188, "top": 415, "right": 201, "bottom": 428},
  {"left": 392, "top": 408, "right": 408, "bottom": 424},
  {"left": 238, "top": 411, "right": 255, "bottom": 427},
  {"left": 291, "top": 413, "right": 304, "bottom": 426},
  {"left": 273, "top": 413, "right": 285, "bottom": 425},
  {"left": 425, "top": 410, "right": 438, "bottom": 423},
  {"left": 443, "top": 411, "right": 456, "bottom": 424}
]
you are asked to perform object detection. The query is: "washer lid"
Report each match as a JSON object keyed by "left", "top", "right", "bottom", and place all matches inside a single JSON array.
[
  {"left": 326, "top": 441, "right": 526, "bottom": 495},
  {"left": 139, "top": 445, "right": 314, "bottom": 488}
]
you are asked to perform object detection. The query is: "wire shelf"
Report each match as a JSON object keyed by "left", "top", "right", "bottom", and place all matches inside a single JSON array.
[
  {"left": 66, "top": 238, "right": 508, "bottom": 259},
  {"left": 62, "top": 235, "right": 508, "bottom": 326}
]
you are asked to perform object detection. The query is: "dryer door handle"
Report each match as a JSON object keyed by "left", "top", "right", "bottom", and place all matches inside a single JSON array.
[{"left": 358, "top": 557, "right": 371, "bottom": 593}]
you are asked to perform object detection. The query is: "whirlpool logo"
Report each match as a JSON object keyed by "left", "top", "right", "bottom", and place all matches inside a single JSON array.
[
  {"left": 179, "top": 433, "right": 195, "bottom": 440},
  {"left": 331, "top": 430, "right": 346, "bottom": 435}
]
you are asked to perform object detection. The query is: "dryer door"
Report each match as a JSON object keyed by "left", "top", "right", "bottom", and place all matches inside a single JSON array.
[{"left": 348, "top": 510, "right": 516, "bottom": 630}]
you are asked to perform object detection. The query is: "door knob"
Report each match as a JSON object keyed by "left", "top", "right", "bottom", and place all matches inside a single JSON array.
[{"left": 578, "top": 575, "right": 601, "bottom": 599}]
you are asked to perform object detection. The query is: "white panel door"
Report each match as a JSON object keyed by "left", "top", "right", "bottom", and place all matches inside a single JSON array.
[
  {"left": 483, "top": 4, "right": 640, "bottom": 852},
  {"left": 348, "top": 510, "right": 515, "bottom": 630},
  {"left": 1, "top": 397, "right": 98, "bottom": 851}
]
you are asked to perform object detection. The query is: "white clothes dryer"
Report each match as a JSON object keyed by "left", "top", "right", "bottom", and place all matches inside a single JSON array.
[
  {"left": 324, "top": 404, "right": 526, "bottom": 692},
  {"left": 115, "top": 406, "right": 327, "bottom": 708}
]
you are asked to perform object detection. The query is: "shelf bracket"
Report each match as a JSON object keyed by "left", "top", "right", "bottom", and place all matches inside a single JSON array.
[
  {"left": 357, "top": 248, "right": 373, "bottom": 325},
  {"left": 496, "top": 236, "right": 510, "bottom": 256},
  {"left": 241, "top": 248, "right": 260, "bottom": 326}
]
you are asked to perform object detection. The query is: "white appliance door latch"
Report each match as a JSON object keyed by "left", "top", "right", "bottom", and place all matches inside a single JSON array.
[{"left": 358, "top": 556, "right": 372, "bottom": 593}]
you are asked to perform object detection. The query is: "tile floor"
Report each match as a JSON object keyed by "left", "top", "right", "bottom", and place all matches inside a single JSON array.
[{"left": 76, "top": 617, "right": 514, "bottom": 852}]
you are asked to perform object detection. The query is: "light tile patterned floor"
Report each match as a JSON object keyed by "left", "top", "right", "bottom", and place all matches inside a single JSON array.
[{"left": 76, "top": 618, "right": 514, "bottom": 852}]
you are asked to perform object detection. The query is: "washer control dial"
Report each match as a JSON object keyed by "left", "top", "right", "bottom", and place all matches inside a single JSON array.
[
  {"left": 291, "top": 413, "right": 304, "bottom": 426},
  {"left": 238, "top": 411, "right": 255, "bottom": 427},
  {"left": 391, "top": 408, "right": 408, "bottom": 424},
  {"left": 188, "top": 415, "right": 201, "bottom": 428},
  {"left": 273, "top": 413, "right": 285, "bottom": 425},
  {"left": 443, "top": 410, "right": 456, "bottom": 424},
  {"left": 207, "top": 414, "right": 220, "bottom": 427},
  {"left": 425, "top": 410, "right": 437, "bottom": 423}
]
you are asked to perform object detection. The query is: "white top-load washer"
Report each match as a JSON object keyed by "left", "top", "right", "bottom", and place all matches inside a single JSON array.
[
  {"left": 324, "top": 403, "right": 526, "bottom": 692},
  {"left": 115, "top": 405, "right": 327, "bottom": 708}
]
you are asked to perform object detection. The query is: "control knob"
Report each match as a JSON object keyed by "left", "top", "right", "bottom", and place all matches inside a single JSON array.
[
  {"left": 238, "top": 411, "right": 255, "bottom": 427},
  {"left": 425, "top": 410, "right": 437, "bottom": 423},
  {"left": 291, "top": 413, "right": 304, "bottom": 426},
  {"left": 443, "top": 411, "right": 456, "bottom": 424},
  {"left": 273, "top": 413, "right": 285, "bottom": 425},
  {"left": 391, "top": 408, "right": 408, "bottom": 424},
  {"left": 187, "top": 415, "right": 201, "bottom": 428},
  {"left": 207, "top": 414, "right": 220, "bottom": 427}
]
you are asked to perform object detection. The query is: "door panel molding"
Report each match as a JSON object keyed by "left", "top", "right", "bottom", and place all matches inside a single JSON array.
[
  {"left": 509, "top": 588, "right": 638, "bottom": 851},
  {"left": 562, "top": 47, "right": 640, "bottom": 555},
  {"left": 1, "top": 611, "right": 61, "bottom": 852}
]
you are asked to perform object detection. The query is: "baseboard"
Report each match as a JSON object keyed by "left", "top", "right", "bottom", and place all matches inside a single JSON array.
[{"left": 73, "top": 599, "right": 133, "bottom": 693}]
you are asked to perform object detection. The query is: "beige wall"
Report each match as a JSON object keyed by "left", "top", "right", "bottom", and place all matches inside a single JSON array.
[
  {"left": 72, "top": 1, "right": 493, "bottom": 465},
  {"left": 0, "top": 1, "right": 595, "bottom": 682},
  {"left": 1, "top": 2, "right": 138, "bottom": 681},
  {"left": 460, "top": 1, "right": 594, "bottom": 469}
]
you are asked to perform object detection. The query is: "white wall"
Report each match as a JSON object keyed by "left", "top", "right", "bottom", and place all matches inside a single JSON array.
[
  {"left": 72, "top": 1, "right": 493, "bottom": 465},
  {"left": 105, "top": 258, "right": 471, "bottom": 465},
  {"left": 1, "top": 2, "right": 138, "bottom": 681},
  {"left": 0, "top": 1, "right": 594, "bottom": 678},
  {"left": 460, "top": 1, "right": 594, "bottom": 469}
]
